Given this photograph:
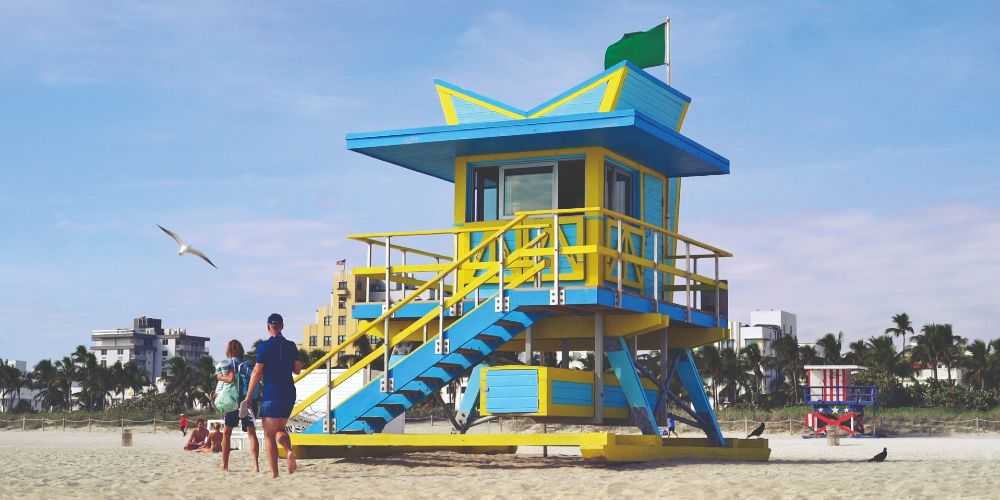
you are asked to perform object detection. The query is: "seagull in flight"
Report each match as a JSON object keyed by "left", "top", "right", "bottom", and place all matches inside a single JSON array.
[{"left": 156, "top": 225, "right": 218, "bottom": 269}]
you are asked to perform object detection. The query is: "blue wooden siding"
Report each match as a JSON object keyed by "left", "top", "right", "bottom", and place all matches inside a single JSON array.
[
  {"left": 541, "top": 82, "right": 608, "bottom": 117},
  {"left": 485, "top": 370, "right": 539, "bottom": 413},
  {"left": 453, "top": 96, "right": 516, "bottom": 124},
  {"left": 604, "top": 386, "right": 658, "bottom": 408},
  {"left": 551, "top": 380, "right": 594, "bottom": 406},
  {"left": 529, "top": 222, "right": 578, "bottom": 275},
  {"left": 614, "top": 71, "right": 687, "bottom": 130},
  {"left": 664, "top": 177, "right": 680, "bottom": 276},
  {"left": 551, "top": 380, "right": 655, "bottom": 410},
  {"left": 642, "top": 174, "right": 664, "bottom": 297}
]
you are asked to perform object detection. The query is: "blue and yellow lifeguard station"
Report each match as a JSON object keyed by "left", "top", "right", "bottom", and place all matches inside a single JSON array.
[{"left": 287, "top": 59, "right": 770, "bottom": 462}]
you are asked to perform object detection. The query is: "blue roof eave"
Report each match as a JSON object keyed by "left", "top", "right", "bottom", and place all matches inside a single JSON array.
[{"left": 345, "top": 110, "right": 729, "bottom": 182}]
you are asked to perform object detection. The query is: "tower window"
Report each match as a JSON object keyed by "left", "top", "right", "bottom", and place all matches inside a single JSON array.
[
  {"left": 472, "top": 166, "right": 499, "bottom": 222},
  {"left": 605, "top": 161, "right": 635, "bottom": 216}
]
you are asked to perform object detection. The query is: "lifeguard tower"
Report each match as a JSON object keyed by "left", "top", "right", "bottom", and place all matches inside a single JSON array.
[
  {"left": 285, "top": 59, "right": 769, "bottom": 462},
  {"left": 803, "top": 365, "right": 877, "bottom": 437}
]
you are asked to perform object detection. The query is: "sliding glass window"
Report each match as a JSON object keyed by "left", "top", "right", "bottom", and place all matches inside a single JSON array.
[
  {"left": 469, "top": 158, "right": 585, "bottom": 222},
  {"left": 502, "top": 165, "right": 553, "bottom": 216}
]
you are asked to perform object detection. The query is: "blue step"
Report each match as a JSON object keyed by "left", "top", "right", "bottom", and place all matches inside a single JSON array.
[
  {"left": 321, "top": 304, "right": 544, "bottom": 434},
  {"left": 379, "top": 393, "right": 416, "bottom": 407},
  {"left": 399, "top": 379, "right": 439, "bottom": 395}
]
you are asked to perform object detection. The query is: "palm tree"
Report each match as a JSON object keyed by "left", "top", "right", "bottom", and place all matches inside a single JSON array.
[
  {"left": 194, "top": 356, "right": 217, "bottom": 409},
  {"left": 913, "top": 324, "right": 960, "bottom": 382},
  {"left": 865, "top": 335, "right": 906, "bottom": 379},
  {"left": 816, "top": 332, "right": 844, "bottom": 364},
  {"left": 30, "top": 359, "right": 65, "bottom": 411},
  {"left": 109, "top": 362, "right": 147, "bottom": 406},
  {"left": 695, "top": 345, "right": 723, "bottom": 409},
  {"left": 54, "top": 356, "right": 78, "bottom": 409},
  {"left": 718, "top": 347, "right": 747, "bottom": 405},
  {"left": 767, "top": 335, "right": 802, "bottom": 402},
  {"left": 739, "top": 344, "right": 764, "bottom": 406},
  {"left": 941, "top": 327, "right": 966, "bottom": 383},
  {"left": 0, "top": 361, "right": 25, "bottom": 412},
  {"left": 885, "top": 313, "right": 914, "bottom": 352},
  {"left": 844, "top": 339, "right": 869, "bottom": 365},
  {"left": 163, "top": 357, "right": 199, "bottom": 409},
  {"left": 70, "top": 346, "right": 113, "bottom": 410},
  {"left": 963, "top": 340, "right": 992, "bottom": 391}
]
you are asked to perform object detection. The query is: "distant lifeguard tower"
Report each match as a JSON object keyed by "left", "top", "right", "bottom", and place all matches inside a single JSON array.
[
  {"left": 803, "top": 365, "right": 877, "bottom": 437},
  {"left": 282, "top": 58, "right": 769, "bottom": 462}
]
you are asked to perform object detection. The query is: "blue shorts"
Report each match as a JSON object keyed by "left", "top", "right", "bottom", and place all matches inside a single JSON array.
[
  {"left": 224, "top": 409, "right": 255, "bottom": 431},
  {"left": 260, "top": 400, "right": 294, "bottom": 419}
]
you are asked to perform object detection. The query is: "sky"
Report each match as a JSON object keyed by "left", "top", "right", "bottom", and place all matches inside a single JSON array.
[{"left": 2, "top": 1, "right": 999, "bottom": 366}]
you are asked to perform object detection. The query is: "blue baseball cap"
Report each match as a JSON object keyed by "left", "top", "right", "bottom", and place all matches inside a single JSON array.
[{"left": 267, "top": 313, "right": 284, "bottom": 326}]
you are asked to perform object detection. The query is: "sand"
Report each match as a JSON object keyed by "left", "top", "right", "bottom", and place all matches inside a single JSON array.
[{"left": 1, "top": 429, "right": 999, "bottom": 500}]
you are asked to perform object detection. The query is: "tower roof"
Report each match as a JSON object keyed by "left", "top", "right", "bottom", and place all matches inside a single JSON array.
[{"left": 345, "top": 61, "right": 728, "bottom": 181}]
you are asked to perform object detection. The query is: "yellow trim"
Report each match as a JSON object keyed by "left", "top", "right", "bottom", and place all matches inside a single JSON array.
[
  {"left": 437, "top": 68, "right": 629, "bottom": 124},
  {"left": 513, "top": 313, "right": 667, "bottom": 340},
  {"left": 480, "top": 366, "right": 660, "bottom": 419},
  {"left": 437, "top": 86, "right": 525, "bottom": 121},
  {"left": 530, "top": 68, "right": 623, "bottom": 118},
  {"left": 454, "top": 157, "right": 467, "bottom": 225},
  {"left": 598, "top": 67, "right": 628, "bottom": 112},
  {"left": 538, "top": 366, "right": 549, "bottom": 414},
  {"left": 435, "top": 85, "right": 460, "bottom": 125},
  {"left": 289, "top": 432, "right": 770, "bottom": 463},
  {"left": 584, "top": 149, "right": 604, "bottom": 286},
  {"left": 664, "top": 327, "right": 728, "bottom": 349},
  {"left": 676, "top": 101, "right": 689, "bottom": 132},
  {"left": 458, "top": 146, "right": 596, "bottom": 165}
]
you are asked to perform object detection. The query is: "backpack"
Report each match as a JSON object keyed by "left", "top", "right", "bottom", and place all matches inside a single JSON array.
[
  {"left": 237, "top": 359, "right": 263, "bottom": 403},
  {"left": 213, "top": 360, "right": 239, "bottom": 413}
]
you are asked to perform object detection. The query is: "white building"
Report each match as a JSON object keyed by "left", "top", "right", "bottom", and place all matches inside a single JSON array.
[
  {"left": 723, "top": 310, "right": 797, "bottom": 357},
  {"left": 89, "top": 316, "right": 209, "bottom": 382},
  {"left": 718, "top": 309, "right": 798, "bottom": 395}
]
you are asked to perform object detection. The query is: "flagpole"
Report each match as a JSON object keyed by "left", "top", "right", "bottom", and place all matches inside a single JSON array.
[{"left": 665, "top": 17, "right": 671, "bottom": 85}]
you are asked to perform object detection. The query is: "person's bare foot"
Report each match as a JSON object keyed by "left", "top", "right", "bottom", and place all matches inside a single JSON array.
[{"left": 287, "top": 451, "right": 297, "bottom": 474}]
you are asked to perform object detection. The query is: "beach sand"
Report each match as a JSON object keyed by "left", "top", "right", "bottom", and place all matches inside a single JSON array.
[{"left": 1, "top": 429, "right": 999, "bottom": 499}]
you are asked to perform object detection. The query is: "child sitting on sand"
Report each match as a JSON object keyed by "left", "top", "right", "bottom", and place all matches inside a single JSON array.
[
  {"left": 201, "top": 423, "right": 224, "bottom": 453},
  {"left": 183, "top": 418, "right": 210, "bottom": 451}
]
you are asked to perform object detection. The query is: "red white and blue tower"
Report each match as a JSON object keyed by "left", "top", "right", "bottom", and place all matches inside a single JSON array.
[{"left": 803, "top": 365, "right": 877, "bottom": 437}]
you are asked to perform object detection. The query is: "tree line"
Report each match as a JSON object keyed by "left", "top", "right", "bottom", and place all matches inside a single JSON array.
[
  {"left": 0, "top": 341, "right": 353, "bottom": 415},
  {"left": 694, "top": 313, "right": 1000, "bottom": 411}
]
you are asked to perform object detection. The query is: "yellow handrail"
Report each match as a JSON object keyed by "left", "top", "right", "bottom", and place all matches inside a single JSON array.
[
  {"left": 289, "top": 229, "right": 551, "bottom": 418},
  {"left": 594, "top": 208, "right": 732, "bottom": 257},
  {"left": 289, "top": 206, "right": 732, "bottom": 423},
  {"left": 347, "top": 223, "right": 550, "bottom": 240},
  {"left": 349, "top": 237, "right": 452, "bottom": 261},
  {"left": 293, "top": 212, "right": 531, "bottom": 384}
]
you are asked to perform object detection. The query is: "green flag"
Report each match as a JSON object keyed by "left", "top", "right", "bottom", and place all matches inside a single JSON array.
[{"left": 604, "top": 22, "right": 668, "bottom": 69}]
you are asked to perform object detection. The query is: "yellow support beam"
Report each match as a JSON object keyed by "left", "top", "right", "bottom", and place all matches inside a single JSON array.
[
  {"left": 497, "top": 325, "right": 727, "bottom": 352},
  {"left": 287, "top": 433, "right": 771, "bottom": 463},
  {"left": 517, "top": 313, "right": 668, "bottom": 340}
]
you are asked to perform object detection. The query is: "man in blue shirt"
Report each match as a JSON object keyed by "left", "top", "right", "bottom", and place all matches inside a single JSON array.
[{"left": 243, "top": 313, "right": 302, "bottom": 478}]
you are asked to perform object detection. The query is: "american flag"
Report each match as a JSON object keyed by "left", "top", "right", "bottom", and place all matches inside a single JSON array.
[{"left": 336, "top": 259, "right": 346, "bottom": 266}]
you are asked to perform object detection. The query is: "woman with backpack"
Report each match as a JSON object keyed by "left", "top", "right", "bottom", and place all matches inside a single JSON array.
[{"left": 215, "top": 339, "right": 260, "bottom": 473}]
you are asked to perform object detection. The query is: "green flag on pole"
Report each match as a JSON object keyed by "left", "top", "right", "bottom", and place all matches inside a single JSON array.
[{"left": 604, "top": 22, "right": 668, "bottom": 69}]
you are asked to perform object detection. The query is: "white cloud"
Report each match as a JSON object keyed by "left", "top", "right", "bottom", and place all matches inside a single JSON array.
[{"left": 685, "top": 204, "right": 1000, "bottom": 343}]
